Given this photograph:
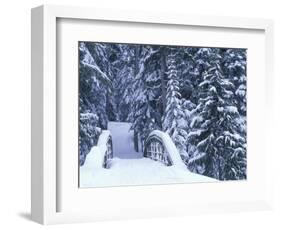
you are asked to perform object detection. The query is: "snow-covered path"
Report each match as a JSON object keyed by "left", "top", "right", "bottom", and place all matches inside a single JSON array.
[
  {"left": 80, "top": 122, "right": 216, "bottom": 188},
  {"left": 108, "top": 122, "right": 142, "bottom": 159},
  {"left": 80, "top": 157, "right": 216, "bottom": 187}
]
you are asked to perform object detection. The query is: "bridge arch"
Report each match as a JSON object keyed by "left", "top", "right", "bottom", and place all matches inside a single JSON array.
[
  {"left": 144, "top": 134, "right": 172, "bottom": 166},
  {"left": 144, "top": 130, "right": 187, "bottom": 169}
]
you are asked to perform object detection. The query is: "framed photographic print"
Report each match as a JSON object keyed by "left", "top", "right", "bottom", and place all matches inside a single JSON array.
[
  {"left": 78, "top": 41, "right": 245, "bottom": 188},
  {"left": 31, "top": 5, "right": 274, "bottom": 225}
]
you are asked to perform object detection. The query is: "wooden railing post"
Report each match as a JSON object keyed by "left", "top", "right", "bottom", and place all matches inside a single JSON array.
[{"left": 103, "top": 136, "right": 113, "bottom": 169}]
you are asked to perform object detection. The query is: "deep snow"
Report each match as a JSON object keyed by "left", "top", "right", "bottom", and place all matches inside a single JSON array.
[
  {"left": 80, "top": 122, "right": 216, "bottom": 188},
  {"left": 81, "top": 130, "right": 111, "bottom": 171}
]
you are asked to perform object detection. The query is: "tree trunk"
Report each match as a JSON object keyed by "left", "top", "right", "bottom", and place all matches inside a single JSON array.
[
  {"left": 133, "top": 45, "right": 140, "bottom": 152},
  {"left": 160, "top": 47, "right": 167, "bottom": 113},
  {"left": 134, "top": 131, "right": 139, "bottom": 152}
]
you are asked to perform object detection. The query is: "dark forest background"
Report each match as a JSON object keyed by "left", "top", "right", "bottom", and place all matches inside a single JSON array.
[{"left": 79, "top": 41, "right": 247, "bottom": 180}]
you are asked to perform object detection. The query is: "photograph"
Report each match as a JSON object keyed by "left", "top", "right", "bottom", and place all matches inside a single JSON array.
[{"left": 78, "top": 41, "right": 247, "bottom": 188}]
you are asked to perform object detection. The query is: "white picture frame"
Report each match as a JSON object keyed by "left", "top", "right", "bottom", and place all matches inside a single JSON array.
[{"left": 31, "top": 4, "right": 274, "bottom": 225}]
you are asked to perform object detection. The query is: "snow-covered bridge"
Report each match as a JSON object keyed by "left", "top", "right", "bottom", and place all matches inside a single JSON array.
[{"left": 80, "top": 122, "right": 215, "bottom": 187}]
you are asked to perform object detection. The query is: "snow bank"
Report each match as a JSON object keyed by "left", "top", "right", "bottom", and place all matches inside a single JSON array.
[
  {"left": 80, "top": 157, "right": 216, "bottom": 188},
  {"left": 97, "top": 130, "right": 111, "bottom": 157},
  {"left": 148, "top": 130, "right": 187, "bottom": 170},
  {"left": 80, "top": 130, "right": 111, "bottom": 172}
]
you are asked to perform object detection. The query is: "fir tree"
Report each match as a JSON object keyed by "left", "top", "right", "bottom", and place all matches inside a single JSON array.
[
  {"left": 129, "top": 45, "right": 162, "bottom": 151},
  {"left": 162, "top": 50, "right": 188, "bottom": 157},
  {"left": 187, "top": 48, "right": 246, "bottom": 180},
  {"left": 223, "top": 48, "right": 247, "bottom": 116},
  {"left": 114, "top": 44, "right": 136, "bottom": 122},
  {"left": 79, "top": 42, "right": 111, "bottom": 165}
]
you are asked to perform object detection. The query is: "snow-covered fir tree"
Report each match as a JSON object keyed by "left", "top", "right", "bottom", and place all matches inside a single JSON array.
[
  {"left": 222, "top": 48, "right": 247, "bottom": 179},
  {"left": 187, "top": 48, "right": 246, "bottom": 180},
  {"left": 129, "top": 45, "right": 162, "bottom": 151},
  {"left": 162, "top": 50, "right": 188, "bottom": 157},
  {"left": 79, "top": 42, "right": 111, "bottom": 165},
  {"left": 113, "top": 44, "right": 136, "bottom": 122},
  {"left": 223, "top": 48, "right": 247, "bottom": 116}
]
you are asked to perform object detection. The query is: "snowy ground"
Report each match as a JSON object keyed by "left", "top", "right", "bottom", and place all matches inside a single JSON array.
[{"left": 80, "top": 122, "right": 216, "bottom": 188}]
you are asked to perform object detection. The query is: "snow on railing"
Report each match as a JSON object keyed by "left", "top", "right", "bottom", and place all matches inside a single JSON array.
[
  {"left": 144, "top": 130, "right": 187, "bottom": 169},
  {"left": 81, "top": 130, "right": 113, "bottom": 171}
]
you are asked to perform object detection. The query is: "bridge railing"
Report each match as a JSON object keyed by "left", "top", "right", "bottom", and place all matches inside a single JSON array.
[
  {"left": 144, "top": 130, "right": 187, "bottom": 169},
  {"left": 80, "top": 130, "right": 113, "bottom": 177},
  {"left": 144, "top": 131, "right": 173, "bottom": 166},
  {"left": 96, "top": 131, "right": 113, "bottom": 169},
  {"left": 102, "top": 135, "right": 113, "bottom": 169}
]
